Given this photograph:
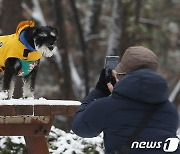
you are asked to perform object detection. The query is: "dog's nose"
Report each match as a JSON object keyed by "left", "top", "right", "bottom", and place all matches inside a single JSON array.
[{"left": 48, "top": 46, "right": 54, "bottom": 51}]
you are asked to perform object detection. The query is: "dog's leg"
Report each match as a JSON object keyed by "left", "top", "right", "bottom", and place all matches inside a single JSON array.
[
  {"left": 2, "top": 58, "right": 19, "bottom": 99},
  {"left": 23, "top": 61, "right": 40, "bottom": 99},
  {"left": 8, "top": 77, "right": 16, "bottom": 98},
  {"left": 22, "top": 78, "right": 34, "bottom": 98}
]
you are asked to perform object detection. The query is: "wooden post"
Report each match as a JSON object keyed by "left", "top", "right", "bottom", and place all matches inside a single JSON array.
[
  {"left": 0, "top": 100, "right": 80, "bottom": 154},
  {"left": 25, "top": 136, "right": 49, "bottom": 154}
]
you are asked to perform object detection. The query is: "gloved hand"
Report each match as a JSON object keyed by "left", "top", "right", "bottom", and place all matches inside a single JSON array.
[{"left": 96, "top": 68, "right": 116, "bottom": 96}]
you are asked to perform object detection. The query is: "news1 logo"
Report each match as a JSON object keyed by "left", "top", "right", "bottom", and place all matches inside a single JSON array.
[
  {"left": 131, "top": 137, "right": 179, "bottom": 152},
  {"left": 163, "top": 138, "right": 179, "bottom": 152}
]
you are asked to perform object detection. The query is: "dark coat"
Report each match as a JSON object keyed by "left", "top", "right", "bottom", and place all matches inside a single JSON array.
[{"left": 72, "top": 69, "right": 180, "bottom": 154}]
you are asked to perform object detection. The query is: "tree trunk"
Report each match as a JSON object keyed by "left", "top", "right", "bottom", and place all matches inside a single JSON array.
[
  {"left": 1, "top": 0, "right": 25, "bottom": 34},
  {"left": 1, "top": 0, "right": 25, "bottom": 98},
  {"left": 85, "top": 0, "right": 103, "bottom": 88},
  {"left": 118, "top": 0, "right": 134, "bottom": 57},
  {"left": 85, "top": 0, "right": 103, "bottom": 37},
  {"left": 134, "top": 0, "right": 142, "bottom": 25},
  {"left": 69, "top": 0, "right": 89, "bottom": 96},
  {"left": 52, "top": 0, "right": 75, "bottom": 100},
  {"left": 106, "top": 0, "right": 122, "bottom": 56}
]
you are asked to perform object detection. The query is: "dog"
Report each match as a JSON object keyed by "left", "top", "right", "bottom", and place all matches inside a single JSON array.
[{"left": 0, "top": 21, "right": 58, "bottom": 99}]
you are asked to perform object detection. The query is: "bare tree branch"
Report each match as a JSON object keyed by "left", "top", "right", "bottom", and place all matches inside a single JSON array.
[{"left": 69, "top": 0, "right": 89, "bottom": 95}]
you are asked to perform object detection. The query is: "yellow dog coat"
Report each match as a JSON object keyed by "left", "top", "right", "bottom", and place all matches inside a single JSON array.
[{"left": 0, "top": 21, "right": 42, "bottom": 74}]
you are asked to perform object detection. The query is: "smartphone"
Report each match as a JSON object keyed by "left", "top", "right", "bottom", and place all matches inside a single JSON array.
[{"left": 104, "top": 56, "right": 120, "bottom": 77}]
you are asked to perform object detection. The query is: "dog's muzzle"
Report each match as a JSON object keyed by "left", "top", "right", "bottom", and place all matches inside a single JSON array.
[{"left": 48, "top": 46, "right": 54, "bottom": 51}]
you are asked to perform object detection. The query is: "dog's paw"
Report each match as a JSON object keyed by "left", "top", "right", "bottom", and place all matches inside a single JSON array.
[
  {"left": 23, "top": 96, "right": 34, "bottom": 100},
  {"left": 0, "top": 91, "right": 10, "bottom": 100}
]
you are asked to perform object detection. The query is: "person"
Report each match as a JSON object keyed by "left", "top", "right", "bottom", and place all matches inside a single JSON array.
[{"left": 72, "top": 46, "right": 180, "bottom": 154}]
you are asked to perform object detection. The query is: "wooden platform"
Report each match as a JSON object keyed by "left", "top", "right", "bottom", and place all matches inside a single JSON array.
[{"left": 0, "top": 100, "right": 81, "bottom": 154}]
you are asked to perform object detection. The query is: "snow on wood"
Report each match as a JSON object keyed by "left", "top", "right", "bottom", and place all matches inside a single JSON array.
[{"left": 0, "top": 98, "right": 81, "bottom": 106}]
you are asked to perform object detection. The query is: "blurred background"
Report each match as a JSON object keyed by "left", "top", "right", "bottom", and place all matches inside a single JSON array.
[{"left": 0, "top": 0, "right": 179, "bottom": 131}]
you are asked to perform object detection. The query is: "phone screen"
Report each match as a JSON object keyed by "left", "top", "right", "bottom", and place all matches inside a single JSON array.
[{"left": 104, "top": 56, "right": 120, "bottom": 76}]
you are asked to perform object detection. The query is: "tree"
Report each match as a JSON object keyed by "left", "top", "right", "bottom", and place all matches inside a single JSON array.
[
  {"left": 106, "top": 0, "right": 122, "bottom": 56},
  {"left": 69, "top": 0, "right": 90, "bottom": 95},
  {"left": 52, "top": 0, "right": 76, "bottom": 100},
  {"left": 85, "top": 0, "right": 104, "bottom": 87},
  {"left": 1, "top": 0, "right": 26, "bottom": 98}
]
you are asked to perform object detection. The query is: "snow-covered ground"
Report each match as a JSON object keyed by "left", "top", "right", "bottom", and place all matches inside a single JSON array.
[
  {"left": 49, "top": 126, "right": 104, "bottom": 154},
  {"left": 0, "top": 98, "right": 179, "bottom": 153},
  {"left": 0, "top": 126, "right": 104, "bottom": 154},
  {"left": 0, "top": 98, "right": 103, "bottom": 153}
]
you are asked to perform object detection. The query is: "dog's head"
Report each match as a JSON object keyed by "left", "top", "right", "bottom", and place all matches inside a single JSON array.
[{"left": 33, "top": 26, "right": 58, "bottom": 57}]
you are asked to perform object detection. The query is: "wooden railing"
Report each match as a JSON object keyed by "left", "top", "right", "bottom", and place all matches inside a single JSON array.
[{"left": 0, "top": 99, "right": 80, "bottom": 154}]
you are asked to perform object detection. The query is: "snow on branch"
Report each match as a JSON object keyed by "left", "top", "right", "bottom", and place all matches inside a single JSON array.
[
  {"left": 32, "top": 0, "right": 46, "bottom": 26},
  {"left": 107, "top": 0, "right": 122, "bottom": 55},
  {"left": 169, "top": 79, "right": 180, "bottom": 103},
  {"left": 69, "top": 53, "right": 84, "bottom": 97},
  {"left": 139, "top": 18, "right": 160, "bottom": 26},
  {"left": 85, "top": 0, "right": 103, "bottom": 37}
]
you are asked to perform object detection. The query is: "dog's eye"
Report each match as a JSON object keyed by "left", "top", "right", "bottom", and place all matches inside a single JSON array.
[
  {"left": 50, "top": 32, "right": 56, "bottom": 37},
  {"left": 39, "top": 33, "right": 47, "bottom": 37}
]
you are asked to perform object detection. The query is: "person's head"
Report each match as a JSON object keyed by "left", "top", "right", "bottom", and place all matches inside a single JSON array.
[
  {"left": 108, "top": 46, "right": 159, "bottom": 92},
  {"left": 115, "top": 46, "right": 159, "bottom": 75}
]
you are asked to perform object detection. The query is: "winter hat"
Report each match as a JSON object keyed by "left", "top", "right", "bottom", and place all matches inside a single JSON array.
[{"left": 115, "top": 46, "right": 159, "bottom": 73}]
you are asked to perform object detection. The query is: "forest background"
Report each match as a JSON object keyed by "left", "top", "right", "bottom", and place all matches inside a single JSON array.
[{"left": 0, "top": 0, "right": 180, "bottom": 131}]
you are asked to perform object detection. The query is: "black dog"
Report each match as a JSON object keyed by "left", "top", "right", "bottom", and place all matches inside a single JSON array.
[{"left": 0, "top": 21, "right": 58, "bottom": 99}]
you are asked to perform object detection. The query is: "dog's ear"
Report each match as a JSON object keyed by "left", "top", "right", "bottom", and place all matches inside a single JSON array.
[
  {"left": 32, "top": 27, "right": 39, "bottom": 36},
  {"left": 46, "top": 26, "right": 58, "bottom": 37},
  {"left": 33, "top": 27, "right": 48, "bottom": 39},
  {"left": 38, "top": 32, "right": 48, "bottom": 37},
  {"left": 53, "top": 27, "right": 58, "bottom": 36}
]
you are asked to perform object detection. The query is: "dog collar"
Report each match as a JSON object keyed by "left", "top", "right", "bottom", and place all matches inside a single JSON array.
[{"left": 19, "top": 31, "right": 35, "bottom": 51}]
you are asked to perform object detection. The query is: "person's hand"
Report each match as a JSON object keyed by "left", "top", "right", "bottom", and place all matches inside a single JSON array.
[
  {"left": 96, "top": 69, "right": 116, "bottom": 96},
  {"left": 107, "top": 70, "right": 119, "bottom": 93}
]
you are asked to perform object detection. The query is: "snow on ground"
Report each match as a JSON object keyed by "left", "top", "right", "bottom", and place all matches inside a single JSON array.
[
  {"left": 0, "top": 126, "right": 104, "bottom": 154},
  {"left": 49, "top": 126, "right": 104, "bottom": 154},
  {"left": 0, "top": 96, "right": 179, "bottom": 153},
  {"left": 0, "top": 98, "right": 102, "bottom": 153}
]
